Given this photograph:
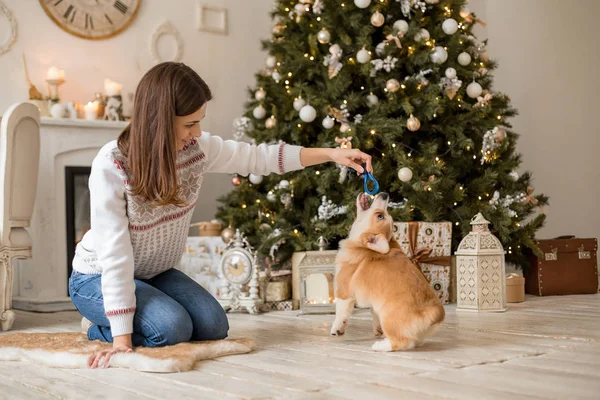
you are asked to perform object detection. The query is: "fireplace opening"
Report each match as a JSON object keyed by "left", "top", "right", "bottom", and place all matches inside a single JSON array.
[{"left": 65, "top": 166, "right": 91, "bottom": 292}]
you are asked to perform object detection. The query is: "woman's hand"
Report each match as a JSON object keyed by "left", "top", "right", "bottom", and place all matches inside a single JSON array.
[
  {"left": 88, "top": 335, "right": 133, "bottom": 369},
  {"left": 300, "top": 148, "right": 373, "bottom": 174}
]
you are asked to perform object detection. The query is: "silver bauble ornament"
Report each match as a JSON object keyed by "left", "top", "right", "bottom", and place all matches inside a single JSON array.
[
  {"left": 255, "top": 88, "right": 266, "bottom": 101},
  {"left": 357, "top": 48, "right": 371, "bottom": 64},
  {"left": 265, "top": 116, "right": 277, "bottom": 129},
  {"left": 249, "top": 174, "right": 263, "bottom": 184},
  {"left": 375, "top": 42, "right": 386, "bottom": 56},
  {"left": 259, "top": 223, "right": 272, "bottom": 232},
  {"left": 293, "top": 97, "right": 306, "bottom": 111},
  {"left": 445, "top": 67, "right": 457, "bottom": 79},
  {"left": 466, "top": 81, "right": 483, "bottom": 98},
  {"left": 398, "top": 167, "right": 413, "bottom": 182},
  {"left": 253, "top": 105, "right": 267, "bottom": 119},
  {"left": 366, "top": 93, "right": 379, "bottom": 107},
  {"left": 221, "top": 227, "right": 235, "bottom": 244},
  {"left": 354, "top": 0, "right": 371, "bottom": 8},
  {"left": 370, "top": 11, "right": 385, "bottom": 27},
  {"left": 266, "top": 55, "right": 277, "bottom": 68},
  {"left": 393, "top": 19, "right": 409, "bottom": 34},
  {"left": 458, "top": 52, "right": 472, "bottom": 66},
  {"left": 386, "top": 78, "right": 400, "bottom": 93},
  {"left": 299, "top": 105, "right": 317, "bottom": 122},
  {"left": 406, "top": 114, "right": 421, "bottom": 131},
  {"left": 322, "top": 116, "right": 335, "bottom": 129},
  {"left": 442, "top": 18, "right": 458, "bottom": 35},
  {"left": 430, "top": 46, "right": 448, "bottom": 64},
  {"left": 317, "top": 28, "right": 331, "bottom": 44},
  {"left": 279, "top": 180, "right": 290, "bottom": 189}
]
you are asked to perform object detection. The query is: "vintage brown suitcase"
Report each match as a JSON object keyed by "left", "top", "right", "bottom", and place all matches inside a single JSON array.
[{"left": 525, "top": 237, "right": 598, "bottom": 296}]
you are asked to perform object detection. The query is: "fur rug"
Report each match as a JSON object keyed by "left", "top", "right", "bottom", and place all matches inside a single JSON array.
[{"left": 0, "top": 332, "right": 255, "bottom": 373}]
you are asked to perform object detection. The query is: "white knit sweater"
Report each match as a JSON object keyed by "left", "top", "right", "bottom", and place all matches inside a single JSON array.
[{"left": 73, "top": 133, "right": 304, "bottom": 336}]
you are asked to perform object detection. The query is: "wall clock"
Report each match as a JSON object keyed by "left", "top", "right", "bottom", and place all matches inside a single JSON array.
[
  {"left": 40, "top": 0, "right": 141, "bottom": 40},
  {"left": 217, "top": 229, "right": 263, "bottom": 314}
]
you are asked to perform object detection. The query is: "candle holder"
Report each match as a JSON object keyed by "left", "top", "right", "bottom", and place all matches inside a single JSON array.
[{"left": 46, "top": 78, "right": 65, "bottom": 103}]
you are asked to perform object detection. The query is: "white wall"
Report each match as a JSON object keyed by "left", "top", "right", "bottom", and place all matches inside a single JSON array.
[
  {"left": 2, "top": 0, "right": 598, "bottom": 242},
  {"left": 0, "top": 0, "right": 274, "bottom": 222},
  {"left": 469, "top": 0, "right": 600, "bottom": 241}
]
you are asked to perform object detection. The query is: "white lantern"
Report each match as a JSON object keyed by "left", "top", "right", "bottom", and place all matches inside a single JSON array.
[{"left": 456, "top": 213, "right": 507, "bottom": 313}]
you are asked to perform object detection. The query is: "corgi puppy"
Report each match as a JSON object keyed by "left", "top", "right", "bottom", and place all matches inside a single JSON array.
[{"left": 330, "top": 192, "right": 445, "bottom": 351}]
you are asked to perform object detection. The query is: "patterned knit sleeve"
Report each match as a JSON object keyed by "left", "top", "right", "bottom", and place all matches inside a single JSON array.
[
  {"left": 198, "top": 132, "right": 304, "bottom": 175},
  {"left": 89, "top": 145, "right": 136, "bottom": 337}
]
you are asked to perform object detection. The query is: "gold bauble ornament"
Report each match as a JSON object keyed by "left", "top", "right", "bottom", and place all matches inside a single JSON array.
[
  {"left": 371, "top": 11, "right": 385, "bottom": 27},
  {"left": 220, "top": 227, "right": 235, "bottom": 244},
  {"left": 406, "top": 114, "right": 421, "bottom": 131},
  {"left": 386, "top": 78, "right": 400, "bottom": 93}
]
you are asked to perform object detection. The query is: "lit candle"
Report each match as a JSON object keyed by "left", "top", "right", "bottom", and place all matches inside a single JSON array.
[
  {"left": 83, "top": 102, "right": 97, "bottom": 120},
  {"left": 104, "top": 78, "right": 122, "bottom": 96},
  {"left": 46, "top": 66, "right": 65, "bottom": 81}
]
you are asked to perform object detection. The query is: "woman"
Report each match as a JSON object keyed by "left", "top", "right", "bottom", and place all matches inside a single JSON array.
[{"left": 69, "top": 62, "right": 373, "bottom": 368}]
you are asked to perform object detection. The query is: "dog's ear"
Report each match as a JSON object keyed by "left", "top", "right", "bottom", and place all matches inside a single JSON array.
[{"left": 361, "top": 233, "right": 390, "bottom": 254}]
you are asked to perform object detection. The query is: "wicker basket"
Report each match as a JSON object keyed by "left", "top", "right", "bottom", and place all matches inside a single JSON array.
[{"left": 190, "top": 221, "right": 223, "bottom": 237}]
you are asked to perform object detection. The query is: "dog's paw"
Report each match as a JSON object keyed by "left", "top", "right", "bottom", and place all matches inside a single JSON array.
[
  {"left": 330, "top": 320, "right": 347, "bottom": 336},
  {"left": 371, "top": 339, "right": 393, "bottom": 352}
]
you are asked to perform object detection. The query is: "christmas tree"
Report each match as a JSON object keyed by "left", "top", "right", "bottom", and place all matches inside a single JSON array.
[{"left": 216, "top": 0, "right": 547, "bottom": 270}]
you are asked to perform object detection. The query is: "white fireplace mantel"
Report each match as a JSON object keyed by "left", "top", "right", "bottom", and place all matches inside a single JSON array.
[{"left": 13, "top": 117, "right": 127, "bottom": 312}]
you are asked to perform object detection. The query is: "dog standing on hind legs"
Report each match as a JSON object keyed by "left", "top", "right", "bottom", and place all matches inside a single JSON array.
[{"left": 330, "top": 192, "right": 445, "bottom": 352}]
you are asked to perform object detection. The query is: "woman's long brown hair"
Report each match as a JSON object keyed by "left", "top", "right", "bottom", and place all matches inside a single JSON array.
[{"left": 117, "top": 62, "right": 212, "bottom": 207}]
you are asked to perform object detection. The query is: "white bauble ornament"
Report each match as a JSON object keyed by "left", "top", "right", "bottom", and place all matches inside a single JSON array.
[
  {"left": 430, "top": 46, "right": 448, "bottom": 64},
  {"left": 459, "top": 6, "right": 470, "bottom": 19},
  {"left": 375, "top": 42, "right": 386, "bottom": 56},
  {"left": 265, "top": 116, "right": 277, "bottom": 129},
  {"left": 406, "top": 114, "right": 420, "bottom": 131},
  {"left": 249, "top": 174, "right": 263, "bottom": 184},
  {"left": 398, "top": 167, "right": 413, "bottom": 182},
  {"left": 267, "top": 191, "right": 277, "bottom": 202},
  {"left": 293, "top": 97, "right": 306, "bottom": 111},
  {"left": 509, "top": 171, "right": 520, "bottom": 181},
  {"left": 322, "top": 116, "right": 335, "bottom": 129},
  {"left": 279, "top": 180, "right": 290, "bottom": 189},
  {"left": 299, "top": 105, "right": 317, "bottom": 122},
  {"left": 393, "top": 20, "right": 409, "bottom": 34},
  {"left": 458, "top": 52, "right": 472, "bottom": 66},
  {"left": 357, "top": 48, "right": 371, "bottom": 64},
  {"left": 371, "top": 11, "right": 385, "bottom": 27},
  {"left": 480, "top": 51, "right": 490, "bottom": 62},
  {"left": 272, "top": 71, "right": 281, "bottom": 82},
  {"left": 354, "top": 0, "right": 371, "bottom": 8},
  {"left": 442, "top": 18, "right": 458, "bottom": 35},
  {"left": 414, "top": 28, "right": 430, "bottom": 42},
  {"left": 366, "top": 93, "right": 379, "bottom": 107},
  {"left": 466, "top": 81, "right": 483, "bottom": 98},
  {"left": 445, "top": 67, "right": 457, "bottom": 79},
  {"left": 255, "top": 88, "right": 266, "bottom": 101},
  {"left": 266, "top": 55, "right": 277, "bottom": 68},
  {"left": 386, "top": 79, "right": 400, "bottom": 93},
  {"left": 50, "top": 103, "right": 66, "bottom": 118},
  {"left": 329, "top": 44, "right": 342, "bottom": 55},
  {"left": 253, "top": 105, "right": 267, "bottom": 119},
  {"left": 317, "top": 28, "right": 331, "bottom": 44},
  {"left": 340, "top": 123, "right": 351, "bottom": 133}
]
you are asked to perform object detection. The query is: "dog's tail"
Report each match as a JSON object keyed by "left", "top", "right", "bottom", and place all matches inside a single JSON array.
[{"left": 420, "top": 303, "right": 445, "bottom": 326}]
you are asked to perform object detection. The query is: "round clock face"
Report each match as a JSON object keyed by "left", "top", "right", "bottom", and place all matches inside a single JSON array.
[
  {"left": 40, "top": 0, "right": 141, "bottom": 40},
  {"left": 221, "top": 250, "right": 252, "bottom": 285}
]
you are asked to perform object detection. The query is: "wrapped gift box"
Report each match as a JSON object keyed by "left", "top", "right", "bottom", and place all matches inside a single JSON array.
[
  {"left": 177, "top": 236, "right": 226, "bottom": 296},
  {"left": 393, "top": 222, "right": 452, "bottom": 304},
  {"left": 506, "top": 273, "right": 525, "bottom": 303}
]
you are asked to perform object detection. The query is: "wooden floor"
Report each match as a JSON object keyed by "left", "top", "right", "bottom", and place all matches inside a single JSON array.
[{"left": 1, "top": 295, "right": 599, "bottom": 399}]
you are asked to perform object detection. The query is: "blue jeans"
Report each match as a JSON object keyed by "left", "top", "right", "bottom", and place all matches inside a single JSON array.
[{"left": 69, "top": 268, "right": 229, "bottom": 347}]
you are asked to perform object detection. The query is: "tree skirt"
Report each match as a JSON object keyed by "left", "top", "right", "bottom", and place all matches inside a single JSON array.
[{"left": 0, "top": 332, "right": 255, "bottom": 373}]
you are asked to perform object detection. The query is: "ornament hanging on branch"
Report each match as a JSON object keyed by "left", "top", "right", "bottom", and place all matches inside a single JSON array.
[
  {"left": 272, "top": 22, "right": 286, "bottom": 35},
  {"left": 393, "top": 19, "right": 409, "bottom": 34},
  {"left": 253, "top": 105, "right": 267, "bottom": 119},
  {"left": 299, "top": 104, "right": 317, "bottom": 122},
  {"left": 375, "top": 42, "right": 387, "bottom": 56},
  {"left": 398, "top": 167, "right": 413, "bottom": 182},
  {"left": 371, "top": 11, "right": 385, "bottom": 27},
  {"left": 414, "top": 28, "right": 430, "bottom": 42},
  {"left": 474, "top": 92, "right": 493, "bottom": 107},
  {"left": 317, "top": 28, "right": 331, "bottom": 44},
  {"left": 265, "top": 116, "right": 277, "bottom": 128},
  {"left": 386, "top": 78, "right": 401, "bottom": 93},
  {"left": 430, "top": 46, "right": 448, "bottom": 64},
  {"left": 357, "top": 47, "right": 371, "bottom": 64},
  {"left": 406, "top": 114, "right": 421, "bottom": 131},
  {"left": 232, "top": 175, "right": 242, "bottom": 186},
  {"left": 322, "top": 116, "right": 335, "bottom": 129},
  {"left": 442, "top": 18, "right": 458, "bottom": 35},
  {"left": 255, "top": 88, "right": 266, "bottom": 101},
  {"left": 445, "top": 68, "right": 457, "bottom": 79},
  {"left": 312, "top": 0, "right": 323, "bottom": 14},
  {"left": 354, "top": 0, "right": 371, "bottom": 8},
  {"left": 466, "top": 81, "right": 483, "bottom": 98},
  {"left": 440, "top": 76, "right": 463, "bottom": 100},
  {"left": 293, "top": 97, "right": 306, "bottom": 111},
  {"left": 366, "top": 93, "right": 379, "bottom": 107},
  {"left": 458, "top": 52, "right": 472, "bottom": 66},
  {"left": 266, "top": 55, "right": 277, "bottom": 69},
  {"left": 249, "top": 174, "right": 263, "bottom": 184},
  {"left": 522, "top": 186, "right": 539, "bottom": 206},
  {"left": 371, "top": 56, "right": 398, "bottom": 77},
  {"left": 324, "top": 44, "right": 343, "bottom": 78},
  {"left": 267, "top": 191, "right": 277, "bottom": 202}
]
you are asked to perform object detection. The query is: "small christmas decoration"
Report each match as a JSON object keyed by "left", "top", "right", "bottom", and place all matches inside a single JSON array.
[
  {"left": 474, "top": 92, "right": 493, "bottom": 107},
  {"left": 356, "top": 48, "right": 371, "bottom": 64},
  {"left": 441, "top": 76, "right": 462, "bottom": 100},
  {"left": 233, "top": 116, "right": 253, "bottom": 141},
  {"left": 375, "top": 42, "right": 386, "bottom": 56},
  {"left": 266, "top": 55, "right": 277, "bottom": 68},
  {"left": 370, "top": 11, "right": 385, "bottom": 27},
  {"left": 494, "top": 126, "right": 507, "bottom": 142},
  {"left": 249, "top": 174, "right": 263, "bottom": 184},
  {"left": 456, "top": 213, "right": 507, "bottom": 312},
  {"left": 317, "top": 28, "right": 331, "bottom": 44},
  {"left": 340, "top": 123, "right": 351, "bottom": 133},
  {"left": 272, "top": 71, "right": 281, "bottom": 83},
  {"left": 393, "top": 19, "right": 409, "bottom": 34},
  {"left": 277, "top": 179, "right": 290, "bottom": 189},
  {"left": 366, "top": 93, "right": 379, "bottom": 107},
  {"left": 322, "top": 116, "right": 335, "bottom": 129},
  {"left": 253, "top": 105, "right": 267, "bottom": 119},
  {"left": 509, "top": 171, "right": 520, "bottom": 181},
  {"left": 386, "top": 78, "right": 400, "bottom": 93},
  {"left": 324, "top": 44, "right": 343, "bottom": 78},
  {"left": 335, "top": 136, "right": 353, "bottom": 149},
  {"left": 267, "top": 191, "right": 277, "bottom": 202},
  {"left": 232, "top": 175, "right": 242, "bottom": 186},
  {"left": 414, "top": 28, "right": 430, "bottom": 42},
  {"left": 265, "top": 115, "right": 277, "bottom": 129},
  {"left": 371, "top": 56, "right": 398, "bottom": 77},
  {"left": 442, "top": 18, "right": 458, "bottom": 35},
  {"left": 255, "top": 88, "right": 266, "bottom": 101},
  {"left": 481, "top": 126, "right": 506, "bottom": 164},
  {"left": 466, "top": 81, "right": 483, "bottom": 98},
  {"left": 317, "top": 196, "right": 348, "bottom": 221},
  {"left": 445, "top": 67, "right": 457, "bottom": 79},
  {"left": 354, "top": 0, "right": 371, "bottom": 8},
  {"left": 299, "top": 104, "right": 317, "bottom": 122},
  {"left": 293, "top": 97, "right": 306, "bottom": 111},
  {"left": 398, "top": 167, "right": 413, "bottom": 182},
  {"left": 458, "top": 52, "right": 472, "bottom": 66},
  {"left": 406, "top": 114, "right": 420, "bottom": 131},
  {"left": 220, "top": 226, "right": 235, "bottom": 244},
  {"left": 430, "top": 46, "right": 448, "bottom": 64}
]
